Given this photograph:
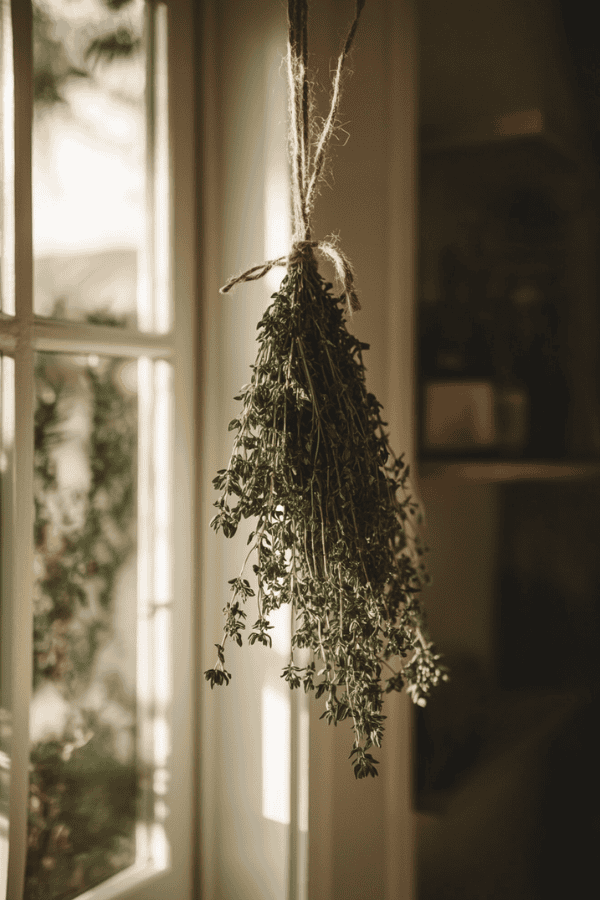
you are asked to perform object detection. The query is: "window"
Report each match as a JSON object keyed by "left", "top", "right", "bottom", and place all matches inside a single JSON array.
[{"left": 1, "top": 1, "right": 196, "bottom": 898}]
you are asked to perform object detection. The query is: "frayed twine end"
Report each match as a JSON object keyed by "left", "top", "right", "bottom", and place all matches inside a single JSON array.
[{"left": 219, "top": 239, "right": 360, "bottom": 314}]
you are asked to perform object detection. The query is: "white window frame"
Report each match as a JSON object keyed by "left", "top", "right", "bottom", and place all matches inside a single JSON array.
[{"left": 1, "top": 1, "right": 198, "bottom": 898}]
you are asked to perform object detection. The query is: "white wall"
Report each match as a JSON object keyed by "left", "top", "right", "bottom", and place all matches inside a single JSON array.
[
  {"left": 197, "top": 2, "right": 419, "bottom": 898},
  {"left": 307, "top": 4, "right": 418, "bottom": 900}
]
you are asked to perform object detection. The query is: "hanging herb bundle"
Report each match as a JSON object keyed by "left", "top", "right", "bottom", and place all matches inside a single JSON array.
[{"left": 205, "top": 0, "right": 447, "bottom": 779}]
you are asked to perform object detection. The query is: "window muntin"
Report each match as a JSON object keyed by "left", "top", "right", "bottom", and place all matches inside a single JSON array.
[{"left": 1, "top": 1, "right": 188, "bottom": 897}]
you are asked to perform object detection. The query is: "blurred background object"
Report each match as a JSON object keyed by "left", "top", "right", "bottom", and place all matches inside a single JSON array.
[{"left": 416, "top": 2, "right": 600, "bottom": 898}]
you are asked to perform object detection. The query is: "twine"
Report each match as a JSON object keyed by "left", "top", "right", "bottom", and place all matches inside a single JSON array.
[{"left": 219, "top": 0, "right": 365, "bottom": 314}]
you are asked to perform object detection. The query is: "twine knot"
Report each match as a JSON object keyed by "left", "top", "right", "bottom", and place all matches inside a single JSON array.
[
  {"left": 219, "top": 238, "right": 360, "bottom": 313},
  {"left": 219, "top": 1, "right": 365, "bottom": 315},
  {"left": 287, "top": 240, "right": 317, "bottom": 266}
]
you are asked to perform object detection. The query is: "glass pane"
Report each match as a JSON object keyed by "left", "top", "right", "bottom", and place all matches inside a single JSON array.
[
  {"left": 1, "top": 0, "right": 15, "bottom": 315},
  {"left": 0, "top": 354, "right": 14, "bottom": 899},
  {"left": 32, "top": 1, "right": 170, "bottom": 332},
  {"left": 26, "top": 352, "right": 172, "bottom": 900}
]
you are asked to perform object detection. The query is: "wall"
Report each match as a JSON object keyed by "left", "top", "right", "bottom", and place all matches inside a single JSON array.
[
  {"left": 306, "top": 7, "right": 418, "bottom": 900},
  {"left": 417, "top": 479, "right": 500, "bottom": 678},
  {"left": 420, "top": 0, "right": 586, "bottom": 151},
  {"left": 197, "top": 1, "right": 419, "bottom": 899},
  {"left": 199, "top": 9, "right": 295, "bottom": 900}
]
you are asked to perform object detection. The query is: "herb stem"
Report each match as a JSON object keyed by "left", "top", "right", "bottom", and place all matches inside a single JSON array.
[{"left": 207, "top": 264, "right": 443, "bottom": 777}]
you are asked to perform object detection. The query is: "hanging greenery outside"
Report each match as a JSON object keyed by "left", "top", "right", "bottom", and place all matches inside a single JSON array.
[
  {"left": 28, "top": 347, "right": 138, "bottom": 899},
  {"left": 205, "top": 0, "right": 447, "bottom": 779}
]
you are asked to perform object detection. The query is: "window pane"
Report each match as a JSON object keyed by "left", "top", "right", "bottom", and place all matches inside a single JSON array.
[
  {"left": 27, "top": 352, "right": 172, "bottom": 900},
  {"left": 1, "top": 0, "right": 15, "bottom": 316},
  {"left": 32, "top": 1, "right": 170, "bottom": 332}
]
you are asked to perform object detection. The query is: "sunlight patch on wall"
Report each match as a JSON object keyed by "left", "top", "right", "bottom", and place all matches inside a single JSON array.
[
  {"left": 268, "top": 601, "right": 292, "bottom": 657},
  {"left": 299, "top": 706, "right": 309, "bottom": 833},
  {"left": 262, "top": 685, "right": 291, "bottom": 825},
  {"left": 264, "top": 38, "right": 291, "bottom": 296},
  {"left": 264, "top": 163, "right": 291, "bottom": 296}
]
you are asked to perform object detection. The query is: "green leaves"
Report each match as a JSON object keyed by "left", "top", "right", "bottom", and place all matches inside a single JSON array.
[
  {"left": 281, "top": 663, "right": 302, "bottom": 689},
  {"left": 248, "top": 617, "right": 275, "bottom": 648},
  {"left": 204, "top": 667, "right": 232, "bottom": 688},
  {"left": 228, "top": 577, "right": 255, "bottom": 599},
  {"left": 223, "top": 598, "right": 247, "bottom": 647},
  {"left": 349, "top": 745, "right": 380, "bottom": 779},
  {"left": 206, "top": 259, "right": 445, "bottom": 777},
  {"left": 204, "top": 646, "right": 232, "bottom": 687}
]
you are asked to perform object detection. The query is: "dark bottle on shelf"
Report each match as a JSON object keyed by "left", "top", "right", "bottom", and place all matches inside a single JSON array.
[
  {"left": 420, "top": 246, "right": 497, "bottom": 456},
  {"left": 508, "top": 281, "right": 568, "bottom": 458},
  {"left": 434, "top": 244, "right": 485, "bottom": 376},
  {"left": 494, "top": 371, "right": 530, "bottom": 457}
]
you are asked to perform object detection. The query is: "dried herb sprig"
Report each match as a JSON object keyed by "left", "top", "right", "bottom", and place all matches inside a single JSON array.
[
  {"left": 206, "top": 0, "right": 447, "bottom": 778},
  {"left": 206, "top": 250, "right": 447, "bottom": 778}
]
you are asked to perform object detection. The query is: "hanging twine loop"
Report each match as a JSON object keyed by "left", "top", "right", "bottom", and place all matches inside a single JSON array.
[{"left": 219, "top": 0, "right": 365, "bottom": 314}]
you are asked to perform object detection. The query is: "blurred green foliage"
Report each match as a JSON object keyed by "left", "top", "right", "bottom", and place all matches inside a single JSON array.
[
  {"left": 28, "top": 350, "right": 137, "bottom": 899},
  {"left": 34, "top": 0, "right": 141, "bottom": 108}
]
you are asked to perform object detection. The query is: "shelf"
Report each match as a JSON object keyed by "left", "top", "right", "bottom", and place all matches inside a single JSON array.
[
  {"left": 419, "top": 459, "right": 600, "bottom": 483},
  {"left": 420, "top": 127, "right": 583, "bottom": 171}
]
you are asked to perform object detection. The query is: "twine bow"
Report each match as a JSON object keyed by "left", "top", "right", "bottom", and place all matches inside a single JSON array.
[{"left": 219, "top": 0, "right": 365, "bottom": 313}]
